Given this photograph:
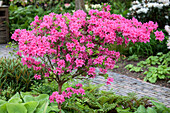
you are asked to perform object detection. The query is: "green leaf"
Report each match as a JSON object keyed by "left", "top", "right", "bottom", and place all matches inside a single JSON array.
[
  {"left": 36, "top": 94, "right": 49, "bottom": 101},
  {"left": 136, "top": 105, "right": 147, "bottom": 113},
  {"left": 0, "top": 100, "right": 7, "bottom": 105},
  {"left": 6, "top": 103, "right": 27, "bottom": 113},
  {"left": 23, "top": 95, "right": 35, "bottom": 103},
  {"left": 8, "top": 97, "right": 22, "bottom": 103},
  {"left": 148, "top": 77, "right": 157, "bottom": 83},
  {"left": 146, "top": 107, "right": 157, "bottom": 113},
  {"left": 24, "top": 101, "right": 39, "bottom": 113},
  {"left": 0, "top": 103, "right": 8, "bottom": 113},
  {"left": 35, "top": 101, "right": 49, "bottom": 113}
]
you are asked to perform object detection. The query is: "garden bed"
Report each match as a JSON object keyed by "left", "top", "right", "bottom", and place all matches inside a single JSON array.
[{"left": 112, "top": 58, "right": 170, "bottom": 88}]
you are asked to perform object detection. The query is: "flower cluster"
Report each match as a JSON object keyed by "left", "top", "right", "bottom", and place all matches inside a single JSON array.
[
  {"left": 49, "top": 84, "right": 85, "bottom": 104},
  {"left": 128, "top": 0, "right": 169, "bottom": 29},
  {"left": 106, "top": 77, "right": 114, "bottom": 85},
  {"left": 130, "top": 0, "right": 169, "bottom": 13}
]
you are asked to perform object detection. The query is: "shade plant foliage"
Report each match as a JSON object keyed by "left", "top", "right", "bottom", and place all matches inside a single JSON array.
[{"left": 11, "top": 3, "right": 164, "bottom": 112}]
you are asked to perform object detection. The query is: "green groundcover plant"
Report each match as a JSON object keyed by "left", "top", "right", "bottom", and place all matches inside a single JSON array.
[
  {"left": 125, "top": 52, "right": 170, "bottom": 83},
  {"left": 11, "top": 3, "right": 165, "bottom": 112},
  {"left": 1, "top": 83, "right": 169, "bottom": 113}
]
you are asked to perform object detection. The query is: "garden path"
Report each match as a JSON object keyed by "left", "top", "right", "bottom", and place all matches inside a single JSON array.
[{"left": 0, "top": 44, "right": 169, "bottom": 107}]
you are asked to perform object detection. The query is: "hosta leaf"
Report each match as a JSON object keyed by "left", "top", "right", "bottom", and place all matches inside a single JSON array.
[
  {"left": 148, "top": 77, "right": 157, "bottom": 83},
  {"left": 23, "top": 95, "right": 35, "bottom": 102},
  {"left": 136, "top": 105, "right": 147, "bottom": 113},
  {"left": 158, "top": 74, "right": 165, "bottom": 79},
  {"left": 0, "top": 103, "right": 8, "bottom": 113},
  {"left": 146, "top": 107, "right": 157, "bottom": 113},
  {"left": 0, "top": 100, "right": 7, "bottom": 105},
  {"left": 6, "top": 103, "right": 27, "bottom": 113},
  {"left": 24, "top": 101, "right": 39, "bottom": 113},
  {"left": 8, "top": 97, "right": 22, "bottom": 103}
]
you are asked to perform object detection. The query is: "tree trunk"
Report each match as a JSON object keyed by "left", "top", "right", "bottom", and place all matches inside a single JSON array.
[
  {"left": 75, "top": 0, "right": 86, "bottom": 12},
  {"left": 58, "top": 83, "right": 63, "bottom": 113}
]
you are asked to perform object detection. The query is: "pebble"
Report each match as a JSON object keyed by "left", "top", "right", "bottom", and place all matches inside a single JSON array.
[{"left": 0, "top": 44, "right": 170, "bottom": 107}]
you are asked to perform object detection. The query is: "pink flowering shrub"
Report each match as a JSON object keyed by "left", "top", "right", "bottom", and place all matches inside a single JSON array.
[{"left": 11, "top": 4, "right": 164, "bottom": 110}]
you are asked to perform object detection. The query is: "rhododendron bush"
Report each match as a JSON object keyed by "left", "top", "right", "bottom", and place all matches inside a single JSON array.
[{"left": 11, "top": 4, "right": 164, "bottom": 111}]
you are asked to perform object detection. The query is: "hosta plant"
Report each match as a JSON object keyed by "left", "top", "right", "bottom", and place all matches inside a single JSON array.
[
  {"left": 0, "top": 92, "right": 59, "bottom": 113},
  {"left": 11, "top": 4, "right": 164, "bottom": 112}
]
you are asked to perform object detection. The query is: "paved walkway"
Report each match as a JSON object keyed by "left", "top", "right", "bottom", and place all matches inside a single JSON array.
[{"left": 0, "top": 44, "right": 170, "bottom": 107}]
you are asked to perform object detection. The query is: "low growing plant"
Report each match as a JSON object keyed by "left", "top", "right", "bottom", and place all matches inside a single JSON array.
[
  {"left": 125, "top": 64, "right": 143, "bottom": 72},
  {"left": 135, "top": 101, "right": 170, "bottom": 113},
  {"left": 144, "top": 65, "right": 170, "bottom": 83},
  {"left": 0, "top": 92, "right": 59, "bottom": 113},
  {"left": 125, "top": 52, "right": 170, "bottom": 83}
]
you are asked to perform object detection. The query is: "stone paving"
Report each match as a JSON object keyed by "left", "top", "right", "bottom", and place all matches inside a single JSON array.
[{"left": 0, "top": 44, "right": 170, "bottom": 107}]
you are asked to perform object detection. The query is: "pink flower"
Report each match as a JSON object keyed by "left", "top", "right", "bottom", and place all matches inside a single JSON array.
[
  {"left": 34, "top": 74, "right": 41, "bottom": 80},
  {"left": 106, "top": 77, "right": 114, "bottom": 85},
  {"left": 154, "top": 31, "right": 164, "bottom": 41},
  {"left": 57, "top": 59, "right": 65, "bottom": 68},
  {"left": 87, "top": 67, "right": 96, "bottom": 77},
  {"left": 75, "top": 59, "right": 85, "bottom": 67},
  {"left": 45, "top": 73, "right": 49, "bottom": 77},
  {"left": 86, "top": 42, "right": 95, "bottom": 48},
  {"left": 16, "top": 51, "right": 22, "bottom": 56},
  {"left": 76, "top": 83, "right": 83, "bottom": 88},
  {"left": 66, "top": 54, "right": 72, "bottom": 62},
  {"left": 49, "top": 91, "right": 65, "bottom": 104}
]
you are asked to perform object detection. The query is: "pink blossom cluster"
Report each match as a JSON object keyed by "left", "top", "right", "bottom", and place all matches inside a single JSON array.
[
  {"left": 49, "top": 84, "right": 85, "bottom": 104},
  {"left": 106, "top": 77, "right": 114, "bottom": 85},
  {"left": 34, "top": 74, "right": 41, "bottom": 80},
  {"left": 154, "top": 31, "right": 165, "bottom": 41}
]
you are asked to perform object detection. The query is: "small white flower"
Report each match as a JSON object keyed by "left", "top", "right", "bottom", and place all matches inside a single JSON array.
[
  {"left": 91, "top": 4, "right": 102, "bottom": 9},
  {"left": 132, "top": 4, "right": 142, "bottom": 10},
  {"left": 165, "top": 16, "right": 169, "bottom": 19},
  {"left": 164, "top": 3, "right": 169, "bottom": 6},
  {"left": 132, "top": 0, "right": 140, "bottom": 5},
  {"left": 158, "top": 0, "right": 169, "bottom": 4},
  {"left": 72, "top": 10, "right": 75, "bottom": 13},
  {"left": 165, "top": 25, "right": 170, "bottom": 35},
  {"left": 136, "top": 8, "right": 149, "bottom": 14}
]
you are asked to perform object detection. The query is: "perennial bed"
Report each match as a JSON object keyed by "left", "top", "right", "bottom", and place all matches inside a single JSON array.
[{"left": 112, "top": 58, "right": 170, "bottom": 88}]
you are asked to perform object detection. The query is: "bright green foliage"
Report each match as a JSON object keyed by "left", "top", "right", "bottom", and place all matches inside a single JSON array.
[
  {"left": 127, "top": 54, "right": 139, "bottom": 61},
  {"left": 125, "top": 64, "right": 143, "bottom": 72},
  {"left": 125, "top": 52, "right": 170, "bottom": 83},
  {"left": 61, "top": 84, "right": 156, "bottom": 113},
  {"left": 135, "top": 101, "right": 170, "bottom": 113},
  {"left": 0, "top": 57, "right": 44, "bottom": 100},
  {"left": 144, "top": 66, "right": 170, "bottom": 83},
  {"left": 0, "top": 92, "right": 59, "bottom": 113}
]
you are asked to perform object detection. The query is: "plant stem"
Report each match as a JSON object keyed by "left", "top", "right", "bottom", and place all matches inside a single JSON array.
[{"left": 58, "top": 83, "right": 63, "bottom": 113}]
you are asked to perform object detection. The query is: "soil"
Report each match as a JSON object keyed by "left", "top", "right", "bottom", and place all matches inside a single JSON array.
[{"left": 112, "top": 58, "right": 170, "bottom": 88}]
